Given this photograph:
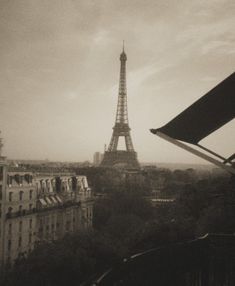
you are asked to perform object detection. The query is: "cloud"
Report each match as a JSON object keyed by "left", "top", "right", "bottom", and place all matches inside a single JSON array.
[{"left": 66, "top": 92, "right": 78, "bottom": 100}]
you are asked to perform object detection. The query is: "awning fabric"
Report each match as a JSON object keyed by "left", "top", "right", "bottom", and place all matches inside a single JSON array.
[
  {"left": 50, "top": 196, "right": 58, "bottom": 204},
  {"left": 152, "top": 72, "right": 235, "bottom": 145},
  {"left": 45, "top": 197, "right": 53, "bottom": 204},
  {"left": 55, "top": 195, "right": 63, "bottom": 203},
  {"left": 39, "top": 198, "right": 47, "bottom": 206}
]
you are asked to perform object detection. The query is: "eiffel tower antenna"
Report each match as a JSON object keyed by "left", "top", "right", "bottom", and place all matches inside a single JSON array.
[{"left": 101, "top": 45, "right": 139, "bottom": 169}]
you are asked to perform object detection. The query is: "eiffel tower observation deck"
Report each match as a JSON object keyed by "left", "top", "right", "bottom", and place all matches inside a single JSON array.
[{"left": 101, "top": 44, "right": 139, "bottom": 169}]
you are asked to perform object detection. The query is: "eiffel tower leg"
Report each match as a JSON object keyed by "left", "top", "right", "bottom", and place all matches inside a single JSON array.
[
  {"left": 113, "top": 136, "right": 118, "bottom": 150},
  {"left": 108, "top": 134, "right": 119, "bottom": 151},
  {"left": 125, "top": 134, "right": 134, "bottom": 151}
]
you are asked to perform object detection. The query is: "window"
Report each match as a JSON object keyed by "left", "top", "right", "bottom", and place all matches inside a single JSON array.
[
  {"left": 29, "top": 219, "right": 32, "bottom": 229},
  {"left": 29, "top": 190, "right": 33, "bottom": 200},
  {"left": 66, "top": 221, "right": 70, "bottom": 231},
  {"left": 6, "top": 256, "right": 11, "bottom": 264},
  {"left": 8, "top": 223, "right": 12, "bottom": 235},
  {"left": 29, "top": 233, "right": 32, "bottom": 244},
  {"left": 29, "top": 204, "right": 32, "bottom": 211},
  {"left": 19, "top": 191, "right": 23, "bottom": 201},
  {"left": 7, "top": 240, "right": 11, "bottom": 250},
  {"left": 18, "top": 236, "right": 22, "bottom": 247},
  {"left": 19, "top": 205, "right": 22, "bottom": 214},
  {"left": 0, "top": 167, "right": 3, "bottom": 181},
  {"left": 0, "top": 186, "right": 2, "bottom": 200},
  {"left": 9, "top": 192, "right": 13, "bottom": 202},
  {"left": 19, "top": 221, "right": 22, "bottom": 232},
  {"left": 7, "top": 207, "right": 12, "bottom": 216}
]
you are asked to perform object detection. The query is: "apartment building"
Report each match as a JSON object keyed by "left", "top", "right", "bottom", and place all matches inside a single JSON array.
[
  {"left": 0, "top": 158, "right": 93, "bottom": 267},
  {"left": 0, "top": 153, "right": 7, "bottom": 269}
]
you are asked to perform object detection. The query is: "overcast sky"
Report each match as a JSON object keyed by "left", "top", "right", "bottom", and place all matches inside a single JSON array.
[{"left": 0, "top": 0, "right": 234, "bottom": 163}]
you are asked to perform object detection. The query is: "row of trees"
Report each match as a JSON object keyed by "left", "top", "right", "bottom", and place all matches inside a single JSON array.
[{"left": 74, "top": 166, "right": 203, "bottom": 194}]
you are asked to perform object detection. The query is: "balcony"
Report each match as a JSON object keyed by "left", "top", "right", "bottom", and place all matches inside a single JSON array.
[
  {"left": 6, "top": 208, "right": 37, "bottom": 219},
  {"left": 5, "top": 199, "right": 83, "bottom": 219}
]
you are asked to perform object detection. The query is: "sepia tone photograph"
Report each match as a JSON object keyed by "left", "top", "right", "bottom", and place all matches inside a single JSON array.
[{"left": 0, "top": 0, "right": 235, "bottom": 285}]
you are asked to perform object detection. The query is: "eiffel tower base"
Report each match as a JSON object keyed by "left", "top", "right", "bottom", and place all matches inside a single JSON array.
[{"left": 101, "top": 150, "right": 139, "bottom": 169}]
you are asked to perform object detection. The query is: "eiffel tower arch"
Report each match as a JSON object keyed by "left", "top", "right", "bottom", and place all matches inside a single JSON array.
[{"left": 101, "top": 45, "right": 139, "bottom": 169}]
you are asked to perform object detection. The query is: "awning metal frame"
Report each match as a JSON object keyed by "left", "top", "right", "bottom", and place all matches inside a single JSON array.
[{"left": 152, "top": 130, "right": 235, "bottom": 175}]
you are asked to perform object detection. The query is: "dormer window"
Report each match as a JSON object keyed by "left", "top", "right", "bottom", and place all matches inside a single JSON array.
[
  {"left": 15, "top": 174, "right": 20, "bottom": 184},
  {"left": 41, "top": 180, "right": 47, "bottom": 192},
  {"left": 52, "top": 179, "right": 56, "bottom": 190},
  {"left": 7, "top": 175, "right": 13, "bottom": 186},
  {"left": 36, "top": 182, "right": 40, "bottom": 191},
  {"left": 19, "top": 176, "right": 23, "bottom": 185},
  {"left": 46, "top": 180, "right": 50, "bottom": 188},
  {"left": 24, "top": 174, "right": 29, "bottom": 183}
]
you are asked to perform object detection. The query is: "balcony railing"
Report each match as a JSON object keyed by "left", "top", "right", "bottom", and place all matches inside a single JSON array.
[
  {"left": 82, "top": 234, "right": 235, "bottom": 286},
  {"left": 6, "top": 208, "right": 37, "bottom": 219},
  {"left": 5, "top": 201, "right": 82, "bottom": 219}
]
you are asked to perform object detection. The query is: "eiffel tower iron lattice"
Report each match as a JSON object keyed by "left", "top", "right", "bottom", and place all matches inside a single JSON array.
[{"left": 101, "top": 45, "right": 139, "bottom": 169}]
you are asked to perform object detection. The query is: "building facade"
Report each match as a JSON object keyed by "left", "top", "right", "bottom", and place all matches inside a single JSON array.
[
  {"left": 0, "top": 159, "right": 93, "bottom": 268},
  {"left": 0, "top": 153, "right": 8, "bottom": 269},
  {"left": 93, "top": 152, "right": 103, "bottom": 166}
]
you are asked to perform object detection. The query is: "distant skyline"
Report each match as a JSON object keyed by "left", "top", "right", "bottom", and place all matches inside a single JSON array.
[{"left": 0, "top": 0, "right": 234, "bottom": 164}]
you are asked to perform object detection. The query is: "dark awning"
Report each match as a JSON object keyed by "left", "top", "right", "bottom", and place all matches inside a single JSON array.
[{"left": 151, "top": 72, "right": 235, "bottom": 145}]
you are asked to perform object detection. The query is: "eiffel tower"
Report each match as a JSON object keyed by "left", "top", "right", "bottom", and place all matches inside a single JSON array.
[{"left": 101, "top": 45, "right": 139, "bottom": 169}]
